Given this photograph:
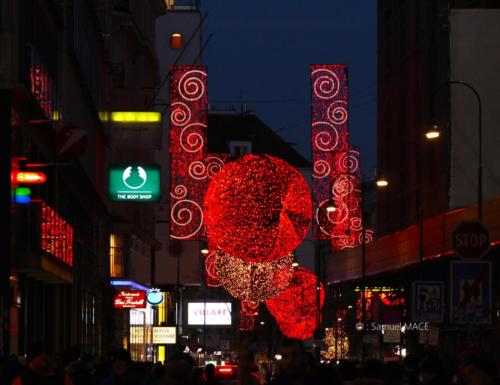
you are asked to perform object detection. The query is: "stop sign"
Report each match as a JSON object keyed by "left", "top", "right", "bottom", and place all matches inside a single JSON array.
[{"left": 452, "top": 221, "right": 490, "bottom": 259}]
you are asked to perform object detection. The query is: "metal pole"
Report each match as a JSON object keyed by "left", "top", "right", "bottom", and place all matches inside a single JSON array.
[
  {"left": 361, "top": 179, "right": 366, "bottom": 362},
  {"left": 315, "top": 241, "right": 321, "bottom": 362},
  {"left": 430, "top": 80, "right": 482, "bottom": 221},
  {"left": 176, "top": 251, "right": 181, "bottom": 351}
]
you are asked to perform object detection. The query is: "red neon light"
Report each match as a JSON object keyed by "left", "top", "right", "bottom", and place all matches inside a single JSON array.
[
  {"left": 113, "top": 290, "right": 147, "bottom": 309},
  {"left": 40, "top": 201, "right": 74, "bottom": 266},
  {"left": 14, "top": 171, "right": 47, "bottom": 184}
]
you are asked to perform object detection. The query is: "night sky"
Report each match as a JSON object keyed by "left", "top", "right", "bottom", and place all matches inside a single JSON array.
[{"left": 201, "top": 1, "right": 378, "bottom": 175}]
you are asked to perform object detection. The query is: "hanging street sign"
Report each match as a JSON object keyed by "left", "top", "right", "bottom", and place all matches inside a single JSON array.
[
  {"left": 146, "top": 289, "right": 164, "bottom": 306},
  {"left": 153, "top": 327, "right": 176, "bottom": 344},
  {"left": 113, "top": 290, "right": 147, "bottom": 309},
  {"left": 108, "top": 164, "right": 161, "bottom": 202}
]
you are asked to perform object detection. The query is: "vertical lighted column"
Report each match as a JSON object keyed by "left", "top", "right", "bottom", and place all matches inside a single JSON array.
[{"left": 169, "top": 66, "right": 208, "bottom": 240}]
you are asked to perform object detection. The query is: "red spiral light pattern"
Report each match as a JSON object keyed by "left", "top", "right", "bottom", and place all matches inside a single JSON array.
[
  {"left": 311, "top": 65, "right": 374, "bottom": 250},
  {"left": 311, "top": 65, "right": 349, "bottom": 240},
  {"left": 265, "top": 267, "right": 325, "bottom": 340},
  {"left": 169, "top": 66, "right": 231, "bottom": 240},
  {"left": 204, "top": 154, "right": 312, "bottom": 262},
  {"left": 170, "top": 66, "right": 208, "bottom": 240},
  {"left": 204, "top": 248, "right": 222, "bottom": 288}
]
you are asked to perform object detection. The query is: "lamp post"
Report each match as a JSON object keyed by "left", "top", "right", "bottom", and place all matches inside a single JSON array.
[
  {"left": 361, "top": 175, "right": 388, "bottom": 361},
  {"left": 427, "top": 80, "right": 483, "bottom": 221},
  {"left": 296, "top": 237, "right": 324, "bottom": 360}
]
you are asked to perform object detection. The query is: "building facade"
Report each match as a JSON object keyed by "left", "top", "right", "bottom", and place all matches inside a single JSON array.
[
  {"left": 376, "top": 0, "right": 500, "bottom": 236},
  {"left": 321, "top": 1, "right": 500, "bottom": 360},
  {"left": 0, "top": 0, "right": 167, "bottom": 358}
]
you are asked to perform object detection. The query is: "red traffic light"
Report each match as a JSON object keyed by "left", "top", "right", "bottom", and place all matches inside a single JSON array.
[{"left": 13, "top": 171, "right": 47, "bottom": 184}]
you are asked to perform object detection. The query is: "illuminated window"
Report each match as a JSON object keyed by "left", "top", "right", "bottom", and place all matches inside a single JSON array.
[
  {"left": 166, "top": 0, "right": 175, "bottom": 9},
  {"left": 229, "top": 141, "right": 252, "bottom": 158},
  {"left": 170, "top": 33, "right": 183, "bottom": 49},
  {"left": 110, "top": 234, "right": 123, "bottom": 277}
]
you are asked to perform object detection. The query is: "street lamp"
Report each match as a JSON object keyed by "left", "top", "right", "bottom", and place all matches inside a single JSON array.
[
  {"left": 429, "top": 80, "right": 483, "bottom": 221},
  {"left": 375, "top": 176, "right": 388, "bottom": 188},
  {"left": 359, "top": 175, "right": 388, "bottom": 361},
  {"left": 325, "top": 197, "right": 337, "bottom": 213},
  {"left": 425, "top": 124, "right": 441, "bottom": 140}
]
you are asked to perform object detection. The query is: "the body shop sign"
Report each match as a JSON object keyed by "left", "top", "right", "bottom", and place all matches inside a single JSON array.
[
  {"left": 108, "top": 164, "right": 160, "bottom": 202},
  {"left": 188, "top": 302, "right": 232, "bottom": 325},
  {"left": 114, "top": 290, "right": 147, "bottom": 309}
]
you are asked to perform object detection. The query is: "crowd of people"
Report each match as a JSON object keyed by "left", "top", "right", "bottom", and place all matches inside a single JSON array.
[{"left": 0, "top": 339, "right": 497, "bottom": 385}]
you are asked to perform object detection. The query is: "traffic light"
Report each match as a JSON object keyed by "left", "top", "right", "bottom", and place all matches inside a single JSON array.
[
  {"left": 13, "top": 171, "right": 47, "bottom": 184},
  {"left": 12, "top": 187, "right": 31, "bottom": 204},
  {"left": 10, "top": 158, "right": 47, "bottom": 204}
]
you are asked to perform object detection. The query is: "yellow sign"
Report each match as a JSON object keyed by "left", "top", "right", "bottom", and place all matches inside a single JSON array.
[{"left": 153, "top": 327, "right": 176, "bottom": 344}]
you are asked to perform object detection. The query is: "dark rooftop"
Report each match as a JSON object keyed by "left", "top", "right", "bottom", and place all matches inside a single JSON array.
[{"left": 207, "top": 111, "right": 310, "bottom": 168}]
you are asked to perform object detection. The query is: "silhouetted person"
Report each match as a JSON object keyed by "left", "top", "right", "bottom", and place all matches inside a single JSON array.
[
  {"left": 462, "top": 354, "right": 498, "bottom": 385},
  {"left": 268, "top": 338, "right": 312, "bottom": 385},
  {"left": 163, "top": 353, "right": 196, "bottom": 385},
  {"left": 100, "top": 348, "right": 143, "bottom": 385},
  {"left": 337, "top": 359, "right": 359, "bottom": 385},
  {"left": 383, "top": 361, "right": 404, "bottom": 385},
  {"left": 403, "top": 354, "right": 420, "bottom": 385},
  {"left": 152, "top": 362, "right": 165, "bottom": 385},
  {"left": 0, "top": 355, "right": 20, "bottom": 385},
  {"left": 418, "top": 354, "right": 449, "bottom": 385},
  {"left": 311, "top": 364, "right": 343, "bottom": 385},
  {"left": 11, "top": 351, "right": 62, "bottom": 385},
  {"left": 65, "top": 360, "right": 92, "bottom": 385},
  {"left": 203, "top": 364, "right": 222, "bottom": 385}
]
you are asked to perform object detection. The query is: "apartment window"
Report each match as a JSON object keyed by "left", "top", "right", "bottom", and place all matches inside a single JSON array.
[
  {"left": 110, "top": 234, "right": 123, "bottom": 277},
  {"left": 229, "top": 141, "right": 252, "bottom": 158},
  {"left": 170, "top": 33, "right": 183, "bottom": 49}
]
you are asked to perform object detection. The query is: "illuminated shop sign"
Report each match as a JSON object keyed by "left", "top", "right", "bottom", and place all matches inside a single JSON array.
[
  {"left": 355, "top": 287, "right": 406, "bottom": 325},
  {"left": 114, "top": 290, "right": 147, "bottom": 309},
  {"left": 40, "top": 201, "right": 74, "bottom": 266},
  {"left": 108, "top": 164, "right": 160, "bottom": 202},
  {"left": 153, "top": 327, "right": 176, "bottom": 344},
  {"left": 187, "top": 302, "right": 232, "bottom": 326},
  {"left": 146, "top": 289, "right": 164, "bottom": 305}
]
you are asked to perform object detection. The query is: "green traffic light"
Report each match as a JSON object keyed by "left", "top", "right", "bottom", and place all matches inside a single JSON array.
[{"left": 15, "top": 187, "right": 31, "bottom": 196}]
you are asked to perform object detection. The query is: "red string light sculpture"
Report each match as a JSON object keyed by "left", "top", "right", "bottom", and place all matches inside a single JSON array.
[
  {"left": 214, "top": 249, "right": 294, "bottom": 302},
  {"left": 240, "top": 300, "right": 260, "bottom": 331},
  {"left": 204, "top": 154, "right": 312, "bottom": 262},
  {"left": 265, "top": 267, "right": 325, "bottom": 340}
]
